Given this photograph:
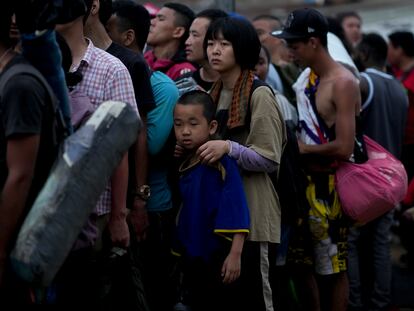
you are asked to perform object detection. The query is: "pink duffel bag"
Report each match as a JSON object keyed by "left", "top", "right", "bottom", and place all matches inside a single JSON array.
[{"left": 335, "top": 135, "right": 408, "bottom": 224}]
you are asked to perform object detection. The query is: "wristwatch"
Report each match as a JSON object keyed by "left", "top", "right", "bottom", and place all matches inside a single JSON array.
[{"left": 135, "top": 184, "right": 151, "bottom": 201}]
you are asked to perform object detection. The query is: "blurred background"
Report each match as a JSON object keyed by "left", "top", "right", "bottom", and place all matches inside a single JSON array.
[{"left": 142, "top": 0, "right": 414, "bottom": 37}]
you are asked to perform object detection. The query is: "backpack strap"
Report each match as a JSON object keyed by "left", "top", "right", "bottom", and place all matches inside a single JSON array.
[
  {"left": 245, "top": 79, "right": 275, "bottom": 127},
  {"left": 0, "top": 63, "right": 68, "bottom": 145},
  {"left": 0, "top": 63, "right": 55, "bottom": 106}
]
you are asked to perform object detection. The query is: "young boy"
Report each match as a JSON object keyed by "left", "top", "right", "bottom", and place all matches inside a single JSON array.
[{"left": 173, "top": 90, "right": 250, "bottom": 311}]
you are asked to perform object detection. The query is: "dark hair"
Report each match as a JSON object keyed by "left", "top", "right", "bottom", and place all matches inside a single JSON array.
[
  {"left": 252, "top": 14, "right": 282, "bottom": 30},
  {"left": 177, "top": 90, "right": 216, "bottom": 123},
  {"left": 164, "top": 2, "right": 195, "bottom": 48},
  {"left": 112, "top": 1, "right": 150, "bottom": 51},
  {"left": 0, "top": 1, "right": 13, "bottom": 46},
  {"left": 84, "top": 0, "right": 112, "bottom": 25},
  {"left": 336, "top": 11, "right": 361, "bottom": 25},
  {"left": 194, "top": 9, "right": 227, "bottom": 60},
  {"left": 196, "top": 9, "right": 228, "bottom": 21},
  {"left": 327, "top": 16, "right": 353, "bottom": 55},
  {"left": 357, "top": 33, "right": 388, "bottom": 67},
  {"left": 388, "top": 31, "right": 414, "bottom": 57},
  {"left": 204, "top": 17, "right": 261, "bottom": 70}
]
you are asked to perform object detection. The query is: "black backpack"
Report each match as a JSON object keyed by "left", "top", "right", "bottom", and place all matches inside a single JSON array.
[
  {"left": 0, "top": 63, "right": 68, "bottom": 148},
  {"left": 246, "top": 80, "right": 310, "bottom": 225}
]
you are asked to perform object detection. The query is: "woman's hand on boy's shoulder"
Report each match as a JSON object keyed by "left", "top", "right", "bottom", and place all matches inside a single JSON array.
[{"left": 197, "top": 140, "right": 230, "bottom": 165}]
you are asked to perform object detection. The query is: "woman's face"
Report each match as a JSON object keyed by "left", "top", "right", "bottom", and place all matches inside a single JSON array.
[{"left": 206, "top": 32, "right": 237, "bottom": 74}]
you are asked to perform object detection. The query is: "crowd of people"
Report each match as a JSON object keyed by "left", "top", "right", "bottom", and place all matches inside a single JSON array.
[{"left": 0, "top": 0, "right": 413, "bottom": 310}]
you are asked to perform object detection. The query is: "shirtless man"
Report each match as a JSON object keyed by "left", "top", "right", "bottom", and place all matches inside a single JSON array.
[{"left": 275, "top": 8, "right": 360, "bottom": 311}]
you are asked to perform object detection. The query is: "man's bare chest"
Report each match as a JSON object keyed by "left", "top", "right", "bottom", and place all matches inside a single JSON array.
[{"left": 315, "top": 83, "right": 336, "bottom": 128}]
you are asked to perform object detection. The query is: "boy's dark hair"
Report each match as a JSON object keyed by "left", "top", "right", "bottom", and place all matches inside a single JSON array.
[
  {"left": 336, "top": 11, "right": 361, "bottom": 24},
  {"left": 196, "top": 9, "right": 228, "bottom": 21},
  {"left": 204, "top": 17, "right": 261, "bottom": 70},
  {"left": 177, "top": 90, "right": 216, "bottom": 123},
  {"left": 84, "top": 0, "right": 112, "bottom": 25},
  {"left": 388, "top": 31, "right": 414, "bottom": 57},
  {"left": 0, "top": 1, "right": 13, "bottom": 47},
  {"left": 164, "top": 2, "right": 195, "bottom": 47},
  {"left": 358, "top": 33, "right": 388, "bottom": 67},
  {"left": 112, "top": 1, "right": 150, "bottom": 51}
]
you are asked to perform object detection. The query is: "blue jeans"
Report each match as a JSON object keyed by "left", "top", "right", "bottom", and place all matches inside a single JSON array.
[{"left": 348, "top": 210, "right": 394, "bottom": 311}]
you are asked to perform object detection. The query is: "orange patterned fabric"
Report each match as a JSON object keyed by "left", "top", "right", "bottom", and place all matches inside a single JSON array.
[{"left": 210, "top": 70, "right": 255, "bottom": 129}]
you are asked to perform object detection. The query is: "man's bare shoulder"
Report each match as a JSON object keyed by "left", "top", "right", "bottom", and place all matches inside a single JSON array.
[{"left": 331, "top": 64, "right": 359, "bottom": 91}]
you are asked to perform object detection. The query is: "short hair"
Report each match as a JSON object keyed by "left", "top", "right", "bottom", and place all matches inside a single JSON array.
[
  {"left": 253, "top": 14, "right": 282, "bottom": 30},
  {"left": 358, "top": 33, "right": 388, "bottom": 67},
  {"left": 84, "top": 0, "right": 112, "bottom": 25},
  {"left": 196, "top": 9, "right": 228, "bottom": 21},
  {"left": 388, "top": 31, "right": 414, "bottom": 57},
  {"left": 112, "top": 1, "right": 150, "bottom": 51},
  {"left": 164, "top": 2, "right": 195, "bottom": 47},
  {"left": 336, "top": 11, "right": 361, "bottom": 25},
  {"left": 0, "top": 1, "right": 13, "bottom": 46},
  {"left": 204, "top": 17, "right": 261, "bottom": 70},
  {"left": 177, "top": 90, "right": 216, "bottom": 123}
]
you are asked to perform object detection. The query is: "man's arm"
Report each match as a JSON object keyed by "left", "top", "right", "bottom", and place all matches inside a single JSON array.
[
  {"left": 129, "top": 118, "right": 149, "bottom": 242},
  {"left": 0, "top": 135, "right": 39, "bottom": 286},
  {"left": 300, "top": 76, "right": 359, "bottom": 160},
  {"left": 106, "top": 66, "right": 139, "bottom": 246}
]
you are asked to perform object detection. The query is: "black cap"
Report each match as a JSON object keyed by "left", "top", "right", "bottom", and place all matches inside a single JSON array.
[{"left": 272, "top": 8, "right": 328, "bottom": 41}]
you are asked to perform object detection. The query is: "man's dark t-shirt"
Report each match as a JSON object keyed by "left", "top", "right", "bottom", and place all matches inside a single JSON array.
[
  {"left": 0, "top": 55, "right": 56, "bottom": 212},
  {"left": 107, "top": 42, "right": 155, "bottom": 115}
]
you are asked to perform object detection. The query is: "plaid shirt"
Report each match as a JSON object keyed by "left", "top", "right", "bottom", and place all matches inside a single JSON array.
[{"left": 73, "top": 39, "right": 139, "bottom": 215}]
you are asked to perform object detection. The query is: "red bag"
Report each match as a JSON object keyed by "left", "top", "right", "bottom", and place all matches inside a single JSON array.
[{"left": 335, "top": 135, "right": 408, "bottom": 224}]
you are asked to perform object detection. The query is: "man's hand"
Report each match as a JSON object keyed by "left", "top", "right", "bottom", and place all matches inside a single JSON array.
[
  {"left": 128, "top": 198, "right": 149, "bottom": 242},
  {"left": 297, "top": 138, "right": 307, "bottom": 154},
  {"left": 197, "top": 140, "right": 230, "bottom": 164}
]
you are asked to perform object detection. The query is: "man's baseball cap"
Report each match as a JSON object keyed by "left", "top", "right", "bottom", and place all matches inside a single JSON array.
[{"left": 271, "top": 8, "right": 328, "bottom": 41}]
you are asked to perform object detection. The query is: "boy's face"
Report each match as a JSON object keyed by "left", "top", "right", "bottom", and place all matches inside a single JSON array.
[{"left": 174, "top": 103, "right": 217, "bottom": 151}]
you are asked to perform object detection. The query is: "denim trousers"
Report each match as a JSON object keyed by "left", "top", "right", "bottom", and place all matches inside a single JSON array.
[{"left": 348, "top": 210, "right": 394, "bottom": 311}]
